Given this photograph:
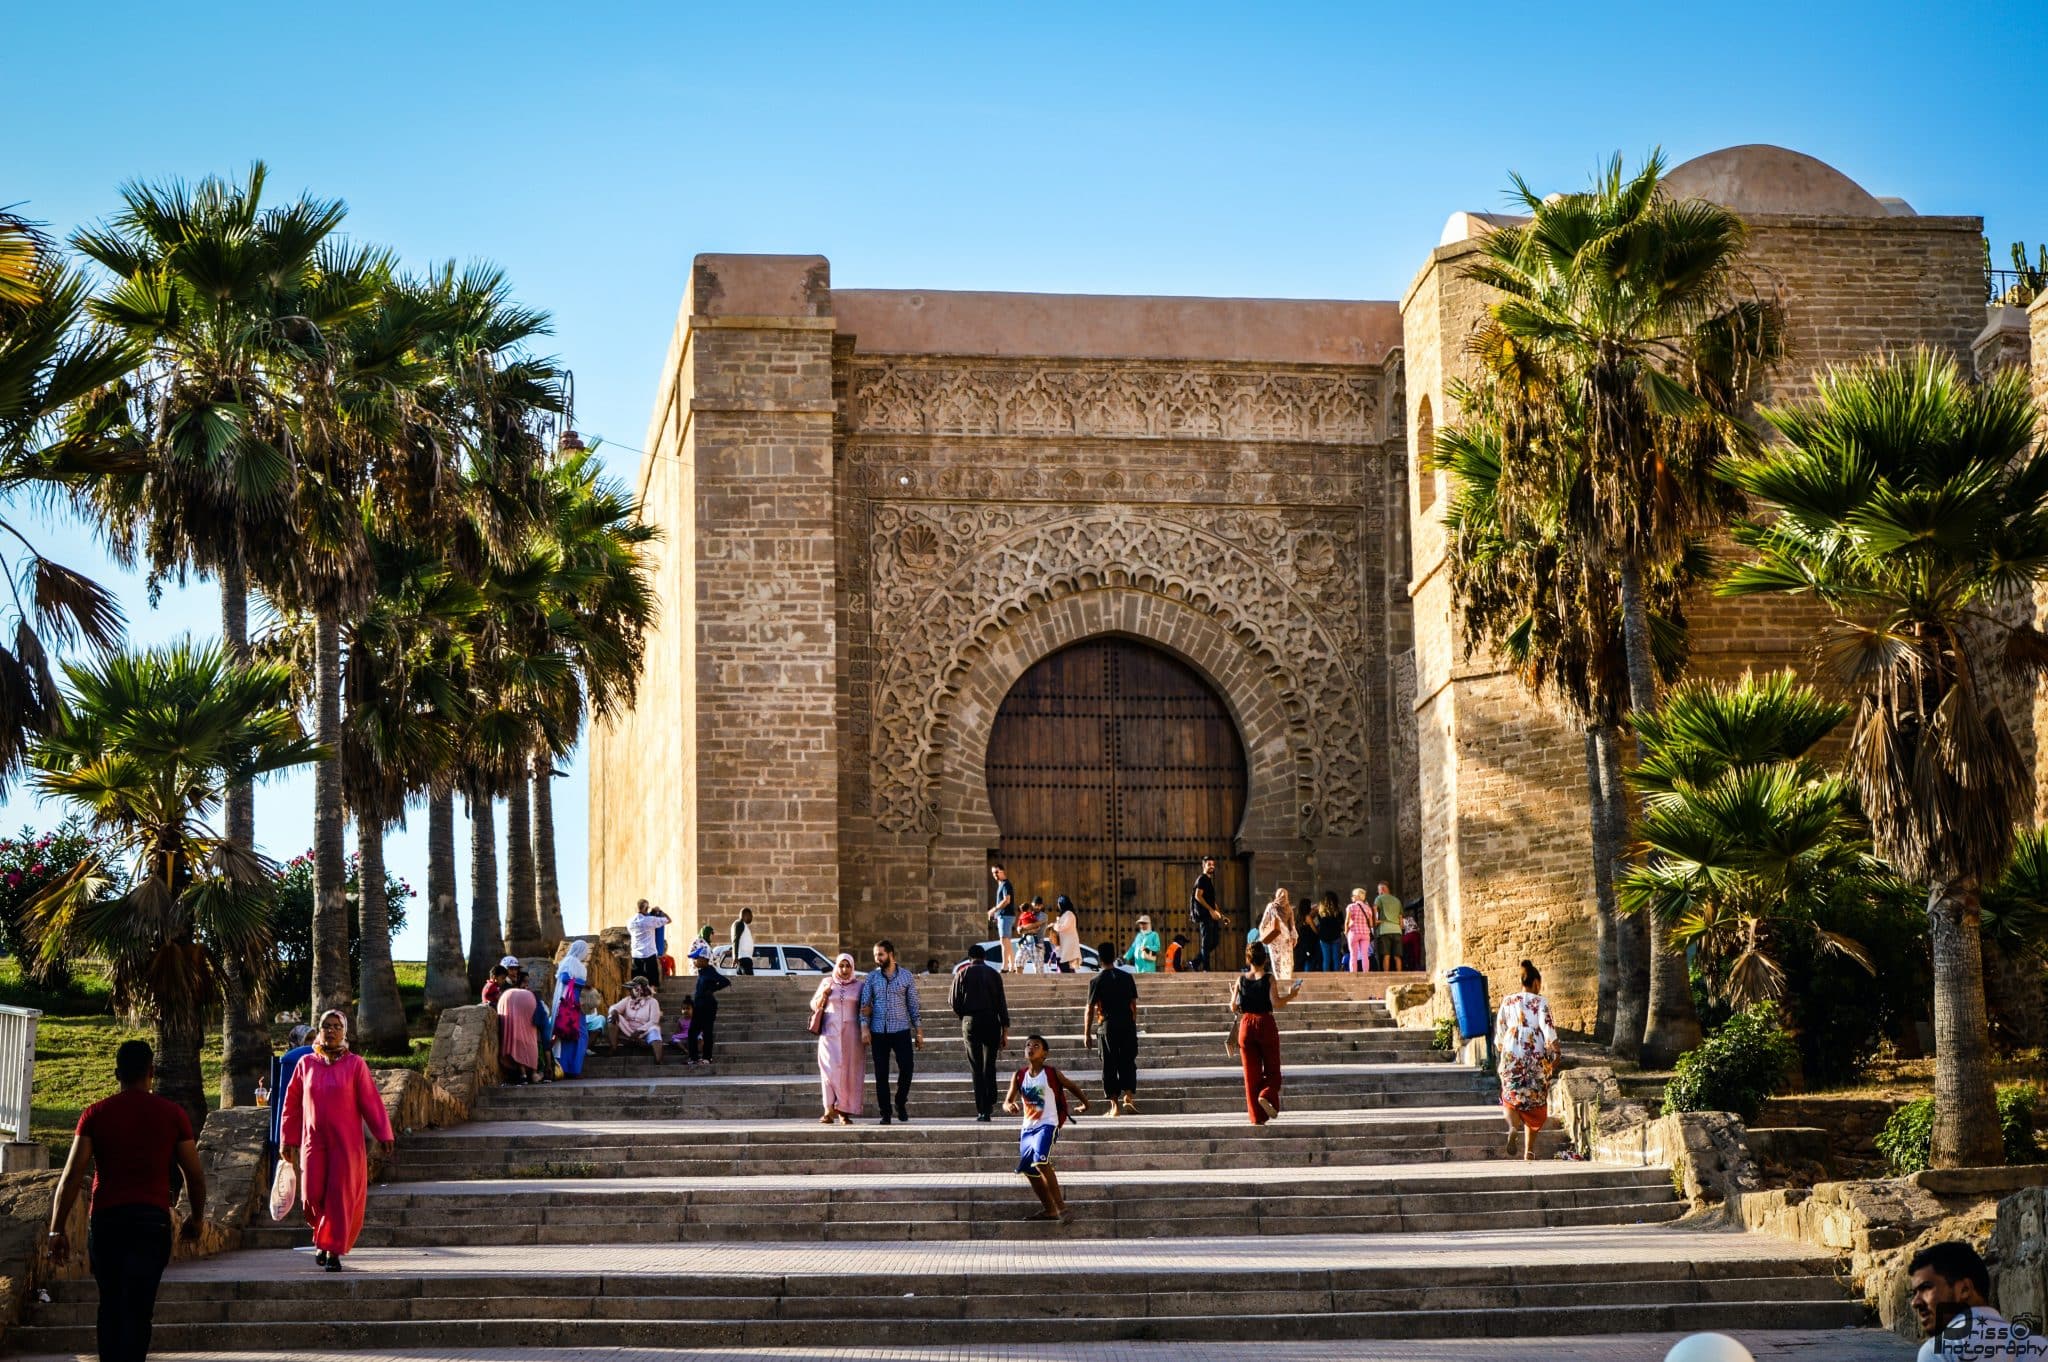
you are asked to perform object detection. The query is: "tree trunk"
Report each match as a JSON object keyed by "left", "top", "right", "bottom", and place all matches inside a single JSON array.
[
  {"left": 1617, "top": 555, "right": 1702, "bottom": 1067},
  {"left": 353, "top": 817, "right": 411, "bottom": 1055},
  {"left": 216, "top": 553, "right": 270, "bottom": 1106},
  {"left": 503, "top": 764, "right": 542, "bottom": 956},
  {"left": 533, "top": 762, "right": 565, "bottom": 947},
  {"left": 310, "top": 606, "right": 351, "bottom": 1020},
  {"left": 466, "top": 791, "right": 503, "bottom": 994},
  {"left": 1927, "top": 878, "right": 2006, "bottom": 1168},
  {"left": 424, "top": 790, "right": 469, "bottom": 1015},
  {"left": 1583, "top": 726, "right": 1618, "bottom": 1047},
  {"left": 155, "top": 950, "right": 210, "bottom": 1136},
  {"left": 1595, "top": 722, "right": 1649, "bottom": 1060}
]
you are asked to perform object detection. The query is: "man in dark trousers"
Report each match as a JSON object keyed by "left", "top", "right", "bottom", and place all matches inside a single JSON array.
[
  {"left": 48, "top": 1039, "right": 207, "bottom": 1362},
  {"left": 1189, "top": 855, "right": 1225, "bottom": 971},
  {"left": 859, "top": 939, "right": 924, "bottom": 1124},
  {"left": 951, "top": 943, "right": 1010, "bottom": 1121},
  {"left": 1085, "top": 939, "right": 1142, "bottom": 1114}
]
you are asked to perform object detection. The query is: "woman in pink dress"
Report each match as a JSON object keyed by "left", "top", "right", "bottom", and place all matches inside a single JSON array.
[
  {"left": 497, "top": 976, "right": 540, "bottom": 1083},
  {"left": 811, "top": 953, "right": 865, "bottom": 1124},
  {"left": 280, "top": 1009, "right": 395, "bottom": 1271}
]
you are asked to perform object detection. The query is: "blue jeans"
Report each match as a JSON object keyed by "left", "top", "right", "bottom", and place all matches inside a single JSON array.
[{"left": 1320, "top": 939, "right": 1344, "bottom": 972}]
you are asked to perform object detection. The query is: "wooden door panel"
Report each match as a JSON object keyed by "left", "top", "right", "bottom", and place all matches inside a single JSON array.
[{"left": 986, "top": 637, "right": 1248, "bottom": 962}]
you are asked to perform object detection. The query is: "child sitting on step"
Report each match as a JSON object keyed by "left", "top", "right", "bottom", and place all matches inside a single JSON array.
[{"left": 1002, "top": 1034, "right": 1089, "bottom": 1221}]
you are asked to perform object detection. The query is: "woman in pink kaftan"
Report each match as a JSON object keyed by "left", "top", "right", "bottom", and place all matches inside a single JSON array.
[
  {"left": 280, "top": 1009, "right": 396, "bottom": 1269},
  {"left": 811, "top": 953, "right": 865, "bottom": 1123}
]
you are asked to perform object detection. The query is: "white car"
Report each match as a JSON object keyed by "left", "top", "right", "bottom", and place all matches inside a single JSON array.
[
  {"left": 967, "top": 940, "right": 1101, "bottom": 973},
  {"left": 708, "top": 943, "right": 833, "bottom": 976}
]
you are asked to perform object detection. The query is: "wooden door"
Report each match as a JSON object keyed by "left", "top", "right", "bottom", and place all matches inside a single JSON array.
[{"left": 985, "top": 638, "right": 1248, "bottom": 964}]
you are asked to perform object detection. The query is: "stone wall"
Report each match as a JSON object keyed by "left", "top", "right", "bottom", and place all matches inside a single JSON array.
[
  {"left": 591, "top": 256, "right": 842, "bottom": 946},
  {"left": 1398, "top": 179, "right": 1986, "bottom": 1034}
]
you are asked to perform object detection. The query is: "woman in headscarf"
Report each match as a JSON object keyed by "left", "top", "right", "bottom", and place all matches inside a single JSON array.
[
  {"left": 552, "top": 941, "right": 592, "bottom": 1079},
  {"left": 280, "top": 1010, "right": 395, "bottom": 1271},
  {"left": 1257, "top": 888, "right": 1298, "bottom": 982},
  {"left": 811, "top": 953, "right": 865, "bottom": 1123},
  {"left": 497, "top": 967, "right": 541, "bottom": 1084}
]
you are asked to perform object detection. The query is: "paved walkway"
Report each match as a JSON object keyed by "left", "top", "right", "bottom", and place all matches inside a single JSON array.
[
  {"left": 10, "top": 1331, "right": 1918, "bottom": 1361},
  {"left": 152, "top": 1224, "right": 1826, "bottom": 1283}
]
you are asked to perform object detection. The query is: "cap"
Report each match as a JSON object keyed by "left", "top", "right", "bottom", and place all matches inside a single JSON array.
[{"left": 499, "top": 955, "right": 520, "bottom": 969}]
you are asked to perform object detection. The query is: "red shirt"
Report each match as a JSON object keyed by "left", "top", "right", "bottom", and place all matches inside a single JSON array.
[{"left": 76, "top": 1088, "right": 193, "bottom": 1213}]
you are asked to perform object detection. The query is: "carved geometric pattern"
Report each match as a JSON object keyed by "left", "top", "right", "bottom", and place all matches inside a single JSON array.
[
  {"left": 867, "top": 503, "right": 1370, "bottom": 840},
  {"left": 850, "top": 361, "right": 1378, "bottom": 444}
]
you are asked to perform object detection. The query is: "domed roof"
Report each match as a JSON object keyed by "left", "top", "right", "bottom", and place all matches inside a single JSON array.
[{"left": 1662, "top": 145, "right": 1893, "bottom": 218}]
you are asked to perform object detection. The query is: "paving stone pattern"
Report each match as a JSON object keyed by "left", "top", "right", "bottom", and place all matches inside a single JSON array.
[{"left": 12, "top": 975, "right": 1896, "bottom": 1357}]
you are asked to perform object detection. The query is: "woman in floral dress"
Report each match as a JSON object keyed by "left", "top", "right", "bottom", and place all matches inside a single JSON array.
[{"left": 1494, "top": 959, "right": 1557, "bottom": 1161}]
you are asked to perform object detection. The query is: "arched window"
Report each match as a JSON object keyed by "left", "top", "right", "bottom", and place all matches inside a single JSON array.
[{"left": 1416, "top": 396, "right": 1438, "bottom": 514}]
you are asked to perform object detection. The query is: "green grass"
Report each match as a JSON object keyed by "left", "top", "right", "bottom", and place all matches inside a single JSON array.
[{"left": 6, "top": 958, "right": 437, "bottom": 1158}]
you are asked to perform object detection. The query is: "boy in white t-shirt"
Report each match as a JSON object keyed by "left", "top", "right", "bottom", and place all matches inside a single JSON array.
[{"left": 1002, "top": 1034, "right": 1089, "bottom": 1220}]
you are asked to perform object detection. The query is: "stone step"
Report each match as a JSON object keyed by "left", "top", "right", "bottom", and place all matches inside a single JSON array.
[
  {"left": 245, "top": 1199, "right": 1686, "bottom": 1248},
  {"left": 570, "top": 1038, "right": 1445, "bottom": 1075},
  {"left": 16, "top": 1283, "right": 1862, "bottom": 1349},
  {"left": 236, "top": 1172, "right": 1683, "bottom": 1248}
]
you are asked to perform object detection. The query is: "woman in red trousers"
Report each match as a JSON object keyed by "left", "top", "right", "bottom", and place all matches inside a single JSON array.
[
  {"left": 1227, "top": 942, "right": 1303, "bottom": 1123},
  {"left": 281, "top": 1009, "right": 395, "bottom": 1271}
]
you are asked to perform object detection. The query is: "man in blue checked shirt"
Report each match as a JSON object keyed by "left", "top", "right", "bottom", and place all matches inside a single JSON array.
[{"left": 858, "top": 939, "right": 924, "bottom": 1124}]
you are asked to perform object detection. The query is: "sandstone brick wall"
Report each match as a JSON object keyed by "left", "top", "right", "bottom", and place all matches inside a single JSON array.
[
  {"left": 589, "top": 256, "right": 841, "bottom": 945},
  {"left": 1399, "top": 207, "right": 1988, "bottom": 1034}
]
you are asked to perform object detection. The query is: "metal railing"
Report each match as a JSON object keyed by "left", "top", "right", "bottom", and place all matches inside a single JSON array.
[
  {"left": 1987, "top": 269, "right": 2040, "bottom": 307},
  {"left": 0, "top": 1005, "right": 40, "bottom": 1141}
]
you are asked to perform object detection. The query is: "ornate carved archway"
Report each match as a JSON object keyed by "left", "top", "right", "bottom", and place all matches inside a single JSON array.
[{"left": 867, "top": 504, "right": 1369, "bottom": 843}]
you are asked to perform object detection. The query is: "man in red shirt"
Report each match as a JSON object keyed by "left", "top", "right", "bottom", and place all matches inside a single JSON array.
[{"left": 47, "top": 1040, "right": 207, "bottom": 1362}]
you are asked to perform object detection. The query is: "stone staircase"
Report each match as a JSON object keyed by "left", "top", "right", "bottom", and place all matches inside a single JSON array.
[{"left": 10, "top": 972, "right": 1877, "bottom": 1355}]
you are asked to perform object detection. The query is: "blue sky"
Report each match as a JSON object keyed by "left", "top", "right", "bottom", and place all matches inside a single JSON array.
[{"left": 8, "top": 0, "right": 2046, "bottom": 958}]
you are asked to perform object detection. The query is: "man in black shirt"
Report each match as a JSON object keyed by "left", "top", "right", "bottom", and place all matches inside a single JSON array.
[
  {"left": 950, "top": 943, "right": 1010, "bottom": 1121},
  {"left": 1085, "top": 941, "right": 1141, "bottom": 1114},
  {"left": 1189, "top": 856, "right": 1225, "bottom": 971}
]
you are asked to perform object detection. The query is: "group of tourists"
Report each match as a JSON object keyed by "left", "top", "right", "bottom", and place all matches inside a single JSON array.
[
  {"left": 1252, "top": 882, "right": 1417, "bottom": 978},
  {"left": 991, "top": 858, "right": 1423, "bottom": 978}
]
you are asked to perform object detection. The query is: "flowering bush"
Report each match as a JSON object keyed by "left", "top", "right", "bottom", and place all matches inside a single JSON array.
[
  {"left": 0, "top": 820, "right": 127, "bottom": 989},
  {"left": 269, "top": 852, "right": 414, "bottom": 1009}
]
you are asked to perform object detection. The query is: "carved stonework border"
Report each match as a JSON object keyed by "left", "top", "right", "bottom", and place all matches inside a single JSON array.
[
  {"left": 850, "top": 360, "right": 1379, "bottom": 444},
  {"left": 867, "top": 504, "right": 1369, "bottom": 840}
]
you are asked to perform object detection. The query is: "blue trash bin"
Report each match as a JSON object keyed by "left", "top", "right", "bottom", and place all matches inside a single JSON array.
[{"left": 1445, "top": 965, "right": 1491, "bottom": 1042}]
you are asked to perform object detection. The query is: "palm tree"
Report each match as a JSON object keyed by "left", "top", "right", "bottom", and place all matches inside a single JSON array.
[
  {"left": 1438, "top": 375, "right": 1700, "bottom": 1051},
  {"left": 0, "top": 209, "right": 137, "bottom": 789},
  {"left": 521, "top": 444, "right": 660, "bottom": 954},
  {"left": 1721, "top": 349, "right": 2044, "bottom": 1167},
  {"left": 25, "top": 642, "right": 322, "bottom": 1129},
  {"left": 341, "top": 530, "right": 481, "bottom": 1052},
  {"left": 72, "top": 166, "right": 351, "bottom": 1102},
  {"left": 1621, "top": 673, "right": 1880, "bottom": 1008},
  {"left": 1460, "top": 151, "right": 1784, "bottom": 1066},
  {"left": 424, "top": 788, "right": 466, "bottom": 1013}
]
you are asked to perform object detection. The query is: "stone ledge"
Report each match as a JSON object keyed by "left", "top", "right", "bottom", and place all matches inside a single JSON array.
[
  {"left": 688, "top": 397, "right": 837, "bottom": 414},
  {"left": 1738, "top": 1165, "right": 2048, "bottom": 1343},
  {"left": 688, "top": 315, "right": 838, "bottom": 332}
]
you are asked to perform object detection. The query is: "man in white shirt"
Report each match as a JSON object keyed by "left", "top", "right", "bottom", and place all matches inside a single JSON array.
[
  {"left": 1910, "top": 1241, "right": 2019, "bottom": 1361},
  {"left": 627, "top": 900, "right": 669, "bottom": 985}
]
